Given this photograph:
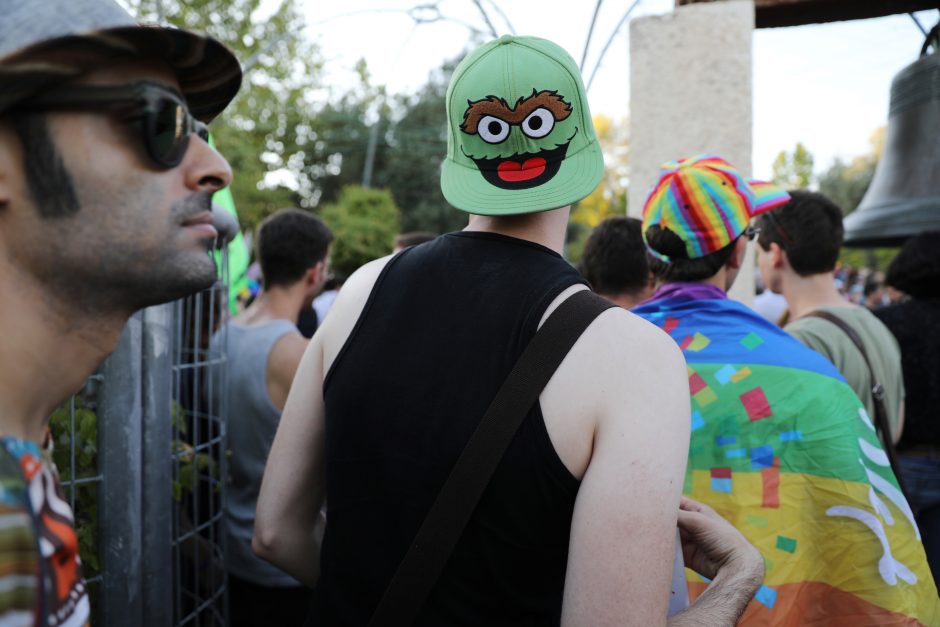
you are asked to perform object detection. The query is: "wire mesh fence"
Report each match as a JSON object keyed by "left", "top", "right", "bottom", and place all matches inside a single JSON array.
[
  {"left": 52, "top": 248, "right": 232, "bottom": 627},
  {"left": 171, "top": 281, "right": 229, "bottom": 627}
]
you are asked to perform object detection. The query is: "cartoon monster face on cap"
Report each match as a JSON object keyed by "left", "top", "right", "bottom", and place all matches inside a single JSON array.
[
  {"left": 459, "top": 89, "right": 579, "bottom": 190},
  {"left": 440, "top": 36, "right": 604, "bottom": 216}
]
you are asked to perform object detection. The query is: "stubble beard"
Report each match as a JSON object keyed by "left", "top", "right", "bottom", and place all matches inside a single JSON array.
[
  {"left": 34, "top": 191, "right": 221, "bottom": 319},
  {"left": 15, "top": 117, "right": 221, "bottom": 323},
  {"left": 119, "top": 191, "right": 220, "bottom": 310}
]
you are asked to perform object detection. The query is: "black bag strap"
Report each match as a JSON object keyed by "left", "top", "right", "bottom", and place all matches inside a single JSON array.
[
  {"left": 369, "top": 289, "right": 616, "bottom": 627},
  {"left": 804, "top": 310, "right": 908, "bottom": 496}
]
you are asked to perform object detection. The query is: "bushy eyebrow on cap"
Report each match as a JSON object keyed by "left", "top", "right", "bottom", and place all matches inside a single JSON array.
[{"left": 460, "top": 90, "right": 572, "bottom": 134}]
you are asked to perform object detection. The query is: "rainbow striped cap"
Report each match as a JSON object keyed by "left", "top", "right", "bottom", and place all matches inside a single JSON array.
[{"left": 641, "top": 155, "right": 790, "bottom": 262}]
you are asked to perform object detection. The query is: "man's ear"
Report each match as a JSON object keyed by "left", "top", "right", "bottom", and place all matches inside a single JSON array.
[
  {"left": 308, "top": 261, "right": 328, "bottom": 287},
  {"left": 301, "top": 264, "right": 318, "bottom": 287},
  {"left": 728, "top": 236, "right": 749, "bottom": 270},
  {"left": 769, "top": 242, "right": 788, "bottom": 269}
]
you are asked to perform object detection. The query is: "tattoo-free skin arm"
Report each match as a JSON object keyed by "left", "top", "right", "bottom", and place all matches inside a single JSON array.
[
  {"left": 252, "top": 331, "right": 327, "bottom": 587},
  {"left": 550, "top": 307, "right": 762, "bottom": 626},
  {"left": 253, "top": 257, "right": 392, "bottom": 587},
  {"left": 558, "top": 309, "right": 690, "bottom": 625},
  {"left": 667, "top": 498, "right": 765, "bottom": 626}
]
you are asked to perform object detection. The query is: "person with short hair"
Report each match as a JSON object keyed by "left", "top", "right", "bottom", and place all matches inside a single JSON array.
[
  {"left": 875, "top": 231, "right": 940, "bottom": 584},
  {"left": 0, "top": 0, "right": 241, "bottom": 622},
  {"left": 255, "top": 38, "right": 765, "bottom": 626},
  {"left": 754, "top": 190, "right": 905, "bottom": 444},
  {"left": 393, "top": 231, "right": 438, "bottom": 252},
  {"left": 579, "top": 217, "right": 656, "bottom": 309},
  {"left": 633, "top": 155, "right": 939, "bottom": 624},
  {"left": 213, "top": 209, "right": 332, "bottom": 627}
]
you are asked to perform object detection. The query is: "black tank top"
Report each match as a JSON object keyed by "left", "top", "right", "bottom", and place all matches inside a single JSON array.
[{"left": 311, "top": 231, "right": 586, "bottom": 626}]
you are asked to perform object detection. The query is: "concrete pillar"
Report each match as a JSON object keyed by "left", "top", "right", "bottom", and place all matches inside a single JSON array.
[{"left": 629, "top": 0, "right": 756, "bottom": 304}]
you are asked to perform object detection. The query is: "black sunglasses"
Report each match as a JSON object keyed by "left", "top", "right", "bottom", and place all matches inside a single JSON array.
[
  {"left": 11, "top": 81, "right": 208, "bottom": 168},
  {"left": 745, "top": 225, "right": 761, "bottom": 241}
]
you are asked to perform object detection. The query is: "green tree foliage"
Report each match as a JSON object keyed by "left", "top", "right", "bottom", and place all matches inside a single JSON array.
[
  {"left": 312, "top": 58, "right": 466, "bottom": 234},
  {"left": 818, "top": 128, "right": 883, "bottom": 216},
  {"left": 308, "top": 56, "right": 474, "bottom": 235},
  {"left": 818, "top": 159, "right": 876, "bottom": 216},
  {"left": 381, "top": 60, "right": 467, "bottom": 234},
  {"left": 321, "top": 186, "right": 401, "bottom": 277},
  {"left": 280, "top": 57, "right": 457, "bottom": 235},
  {"left": 567, "top": 114, "right": 629, "bottom": 263},
  {"left": 303, "top": 60, "right": 390, "bottom": 210},
  {"left": 813, "top": 129, "right": 891, "bottom": 270},
  {"left": 771, "top": 142, "right": 815, "bottom": 190},
  {"left": 121, "top": 0, "right": 322, "bottom": 228}
]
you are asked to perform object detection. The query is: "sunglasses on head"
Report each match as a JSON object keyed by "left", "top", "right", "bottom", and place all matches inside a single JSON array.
[{"left": 11, "top": 81, "right": 208, "bottom": 169}]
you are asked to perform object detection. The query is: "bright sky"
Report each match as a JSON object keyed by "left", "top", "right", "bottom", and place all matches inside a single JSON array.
[{"left": 301, "top": 1, "right": 935, "bottom": 181}]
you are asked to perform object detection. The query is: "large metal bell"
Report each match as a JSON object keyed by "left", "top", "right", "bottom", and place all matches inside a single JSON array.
[{"left": 844, "top": 47, "right": 940, "bottom": 247}]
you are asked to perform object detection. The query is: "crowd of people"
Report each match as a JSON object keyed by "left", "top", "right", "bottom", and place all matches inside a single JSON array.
[
  {"left": 581, "top": 197, "right": 940, "bottom": 619},
  {"left": 756, "top": 260, "right": 903, "bottom": 326},
  {"left": 0, "top": 1, "right": 938, "bottom": 626}
]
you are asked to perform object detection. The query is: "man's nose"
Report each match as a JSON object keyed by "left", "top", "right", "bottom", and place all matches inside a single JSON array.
[{"left": 184, "top": 133, "right": 233, "bottom": 193}]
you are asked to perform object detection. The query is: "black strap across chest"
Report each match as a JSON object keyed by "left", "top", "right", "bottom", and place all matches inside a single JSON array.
[{"left": 369, "top": 289, "right": 616, "bottom": 627}]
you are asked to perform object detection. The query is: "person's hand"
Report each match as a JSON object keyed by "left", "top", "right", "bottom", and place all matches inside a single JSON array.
[{"left": 677, "top": 496, "right": 764, "bottom": 584}]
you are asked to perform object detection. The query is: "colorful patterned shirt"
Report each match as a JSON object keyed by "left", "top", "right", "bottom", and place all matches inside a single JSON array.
[{"left": 0, "top": 436, "right": 89, "bottom": 626}]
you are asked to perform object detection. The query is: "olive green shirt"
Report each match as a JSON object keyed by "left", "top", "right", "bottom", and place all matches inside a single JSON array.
[{"left": 786, "top": 305, "right": 905, "bottom": 441}]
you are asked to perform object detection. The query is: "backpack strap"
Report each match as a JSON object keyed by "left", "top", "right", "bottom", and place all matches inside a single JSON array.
[
  {"left": 804, "top": 310, "right": 908, "bottom": 496},
  {"left": 369, "top": 289, "right": 616, "bottom": 627}
]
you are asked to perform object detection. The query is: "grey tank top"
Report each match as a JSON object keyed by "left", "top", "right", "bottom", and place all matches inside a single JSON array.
[{"left": 211, "top": 319, "right": 300, "bottom": 586}]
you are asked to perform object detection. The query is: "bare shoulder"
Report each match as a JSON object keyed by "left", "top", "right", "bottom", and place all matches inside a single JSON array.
[
  {"left": 541, "top": 286, "right": 683, "bottom": 359},
  {"left": 545, "top": 286, "right": 686, "bottom": 391},
  {"left": 552, "top": 293, "right": 692, "bottom": 624},
  {"left": 266, "top": 330, "right": 309, "bottom": 411},
  {"left": 540, "top": 288, "right": 689, "bottom": 479},
  {"left": 591, "top": 306, "right": 685, "bottom": 372},
  {"left": 581, "top": 303, "right": 688, "bottom": 429},
  {"left": 319, "top": 255, "right": 394, "bottom": 371},
  {"left": 269, "top": 331, "right": 309, "bottom": 377}
]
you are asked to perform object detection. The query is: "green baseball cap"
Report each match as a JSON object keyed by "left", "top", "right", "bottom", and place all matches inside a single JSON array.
[{"left": 441, "top": 35, "right": 604, "bottom": 215}]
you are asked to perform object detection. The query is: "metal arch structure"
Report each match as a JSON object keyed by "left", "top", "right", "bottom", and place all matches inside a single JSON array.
[{"left": 676, "top": 0, "right": 940, "bottom": 28}]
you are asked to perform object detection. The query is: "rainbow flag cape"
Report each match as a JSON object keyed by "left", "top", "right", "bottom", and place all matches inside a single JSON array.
[{"left": 633, "top": 285, "right": 939, "bottom": 625}]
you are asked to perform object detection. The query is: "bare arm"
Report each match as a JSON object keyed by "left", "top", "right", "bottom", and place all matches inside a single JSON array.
[
  {"left": 252, "top": 332, "right": 327, "bottom": 586},
  {"left": 253, "top": 257, "right": 391, "bottom": 587},
  {"left": 559, "top": 311, "right": 692, "bottom": 626},
  {"left": 667, "top": 498, "right": 764, "bottom": 626},
  {"left": 556, "top": 310, "right": 762, "bottom": 626},
  {"left": 266, "top": 333, "right": 308, "bottom": 412}
]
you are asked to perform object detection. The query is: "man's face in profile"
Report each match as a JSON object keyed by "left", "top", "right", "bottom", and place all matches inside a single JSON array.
[{"left": 0, "top": 58, "right": 233, "bottom": 314}]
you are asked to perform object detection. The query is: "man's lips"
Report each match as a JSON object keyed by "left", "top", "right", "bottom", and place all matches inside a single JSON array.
[{"left": 181, "top": 213, "right": 218, "bottom": 238}]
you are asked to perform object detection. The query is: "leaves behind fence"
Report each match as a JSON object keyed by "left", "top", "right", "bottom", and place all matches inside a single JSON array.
[
  {"left": 171, "top": 401, "right": 220, "bottom": 503},
  {"left": 321, "top": 186, "right": 401, "bottom": 278}
]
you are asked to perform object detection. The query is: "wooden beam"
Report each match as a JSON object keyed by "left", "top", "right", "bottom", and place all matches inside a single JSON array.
[{"left": 676, "top": 0, "right": 940, "bottom": 28}]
